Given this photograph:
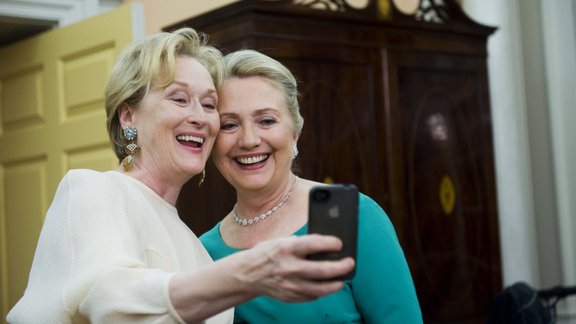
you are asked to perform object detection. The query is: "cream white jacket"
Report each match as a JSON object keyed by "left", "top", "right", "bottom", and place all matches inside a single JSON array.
[{"left": 7, "top": 169, "right": 233, "bottom": 324}]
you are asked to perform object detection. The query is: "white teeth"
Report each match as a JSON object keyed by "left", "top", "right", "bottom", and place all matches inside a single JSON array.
[
  {"left": 237, "top": 155, "right": 267, "bottom": 165},
  {"left": 176, "top": 135, "right": 204, "bottom": 144}
]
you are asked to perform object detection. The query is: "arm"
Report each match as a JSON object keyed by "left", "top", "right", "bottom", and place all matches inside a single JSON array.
[
  {"left": 8, "top": 170, "right": 179, "bottom": 323},
  {"left": 70, "top": 175, "right": 352, "bottom": 323},
  {"left": 170, "top": 235, "right": 355, "bottom": 323},
  {"left": 351, "top": 194, "right": 423, "bottom": 323},
  {"left": 10, "top": 170, "right": 352, "bottom": 323}
]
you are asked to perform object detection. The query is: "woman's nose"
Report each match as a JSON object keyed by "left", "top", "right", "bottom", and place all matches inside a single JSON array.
[
  {"left": 240, "top": 125, "right": 261, "bottom": 149},
  {"left": 186, "top": 98, "right": 206, "bottom": 126}
]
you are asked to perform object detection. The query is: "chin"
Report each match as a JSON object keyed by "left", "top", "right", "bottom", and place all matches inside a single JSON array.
[
  {"left": 236, "top": 176, "right": 270, "bottom": 191},
  {"left": 181, "top": 164, "right": 204, "bottom": 178}
]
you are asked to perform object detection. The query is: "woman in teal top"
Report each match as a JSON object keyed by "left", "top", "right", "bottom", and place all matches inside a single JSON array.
[
  {"left": 201, "top": 49, "right": 422, "bottom": 323},
  {"left": 202, "top": 193, "right": 422, "bottom": 323}
]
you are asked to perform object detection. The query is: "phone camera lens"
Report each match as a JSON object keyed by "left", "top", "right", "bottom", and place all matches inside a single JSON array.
[{"left": 313, "top": 189, "right": 330, "bottom": 202}]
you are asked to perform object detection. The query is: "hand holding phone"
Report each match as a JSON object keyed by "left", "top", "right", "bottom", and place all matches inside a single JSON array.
[{"left": 307, "top": 184, "right": 359, "bottom": 280}]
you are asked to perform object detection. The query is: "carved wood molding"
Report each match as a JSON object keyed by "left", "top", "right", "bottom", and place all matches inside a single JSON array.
[{"left": 254, "top": 0, "right": 488, "bottom": 28}]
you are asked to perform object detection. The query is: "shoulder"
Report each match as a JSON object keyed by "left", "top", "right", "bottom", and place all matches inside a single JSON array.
[
  {"left": 356, "top": 192, "right": 398, "bottom": 236},
  {"left": 358, "top": 192, "right": 388, "bottom": 218},
  {"left": 199, "top": 224, "right": 220, "bottom": 242},
  {"left": 56, "top": 169, "right": 127, "bottom": 208},
  {"left": 62, "top": 169, "right": 115, "bottom": 185},
  {"left": 60, "top": 169, "right": 130, "bottom": 194},
  {"left": 54, "top": 169, "right": 105, "bottom": 197},
  {"left": 199, "top": 223, "right": 223, "bottom": 249},
  {"left": 199, "top": 223, "right": 232, "bottom": 260},
  {"left": 42, "top": 170, "right": 128, "bottom": 237}
]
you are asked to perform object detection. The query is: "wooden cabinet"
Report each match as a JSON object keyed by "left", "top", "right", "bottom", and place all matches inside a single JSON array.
[{"left": 169, "top": 0, "right": 501, "bottom": 321}]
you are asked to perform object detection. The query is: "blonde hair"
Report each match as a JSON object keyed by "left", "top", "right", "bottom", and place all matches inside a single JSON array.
[
  {"left": 223, "top": 49, "right": 304, "bottom": 133},
  {"left": 105, "top": 27, "right": 224, "bottom": 161}
]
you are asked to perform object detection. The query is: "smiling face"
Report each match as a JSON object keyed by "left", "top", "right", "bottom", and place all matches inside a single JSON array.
[
  {"left": 214, "top": 76, "right": 298, "bottom": 192},
  {"left": 119, "top": 56, "right": 219, "bottom": 185}
]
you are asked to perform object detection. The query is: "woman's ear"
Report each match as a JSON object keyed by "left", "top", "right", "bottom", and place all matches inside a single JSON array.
[
  {"left": 293, "top": 119, "right": 303, "bottom": 142},
  {"left": 118, "top": 103, "right": 134, "bottom": 128},
  {"left": 293, "top": 131, "right": 300, "bottom": 143}
]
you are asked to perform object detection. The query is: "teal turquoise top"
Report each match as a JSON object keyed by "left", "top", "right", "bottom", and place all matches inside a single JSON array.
[{"left": 200, "top": 193, "right": 423, "bottom": 323}]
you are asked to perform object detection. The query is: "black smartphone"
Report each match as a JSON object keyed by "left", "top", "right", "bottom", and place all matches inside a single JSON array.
[{"left": 307, "top": 184, "right": 358, "bottom": 280}]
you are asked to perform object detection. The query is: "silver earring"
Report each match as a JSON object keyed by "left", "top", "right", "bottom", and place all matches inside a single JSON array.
[
  {"left": 121, "top": 126, "right": 140, "bottom": 172},
  {"left": 291, "top": 143, "right": 299, "bottom": 160}
]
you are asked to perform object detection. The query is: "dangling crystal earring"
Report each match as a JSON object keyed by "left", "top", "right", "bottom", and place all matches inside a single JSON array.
[
  {"left": 198, "top": 169, "right": 206, "bottom": 187},
  {"left": 121, "top": 126, "right": 139, "bottom": 172},
  {"left": 291, "top": 143, "right": 299, "bottom": 160}
]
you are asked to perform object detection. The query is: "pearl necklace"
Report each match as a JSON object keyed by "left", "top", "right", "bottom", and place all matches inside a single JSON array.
[{"left": 233, "top": 176, "right": 299, "bottom": 226}]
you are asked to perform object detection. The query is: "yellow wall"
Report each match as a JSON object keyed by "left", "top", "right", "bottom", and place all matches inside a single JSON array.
[{"left": 123, "top": 0, "right": 240, "bottom": 34}]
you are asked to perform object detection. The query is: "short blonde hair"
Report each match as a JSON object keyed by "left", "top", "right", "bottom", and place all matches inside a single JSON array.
[
  {"left": 222, "top": 49, "right": 304, "bottom": 133},
  {"left": 105, "top": 27, "right": 224, "bottom": 161}
]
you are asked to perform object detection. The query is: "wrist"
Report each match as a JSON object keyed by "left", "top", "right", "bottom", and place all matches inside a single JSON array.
[{"left": 227, "top": 248, "right": 273, "bottom": 298}]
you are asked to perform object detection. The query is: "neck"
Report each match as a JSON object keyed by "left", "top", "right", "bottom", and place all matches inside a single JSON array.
[
  {"left": 117, "top": 165, "right": 188, "bottom": 206},
  {"left": 234, "top": 174, "right": 298, "bottom": 226}
]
